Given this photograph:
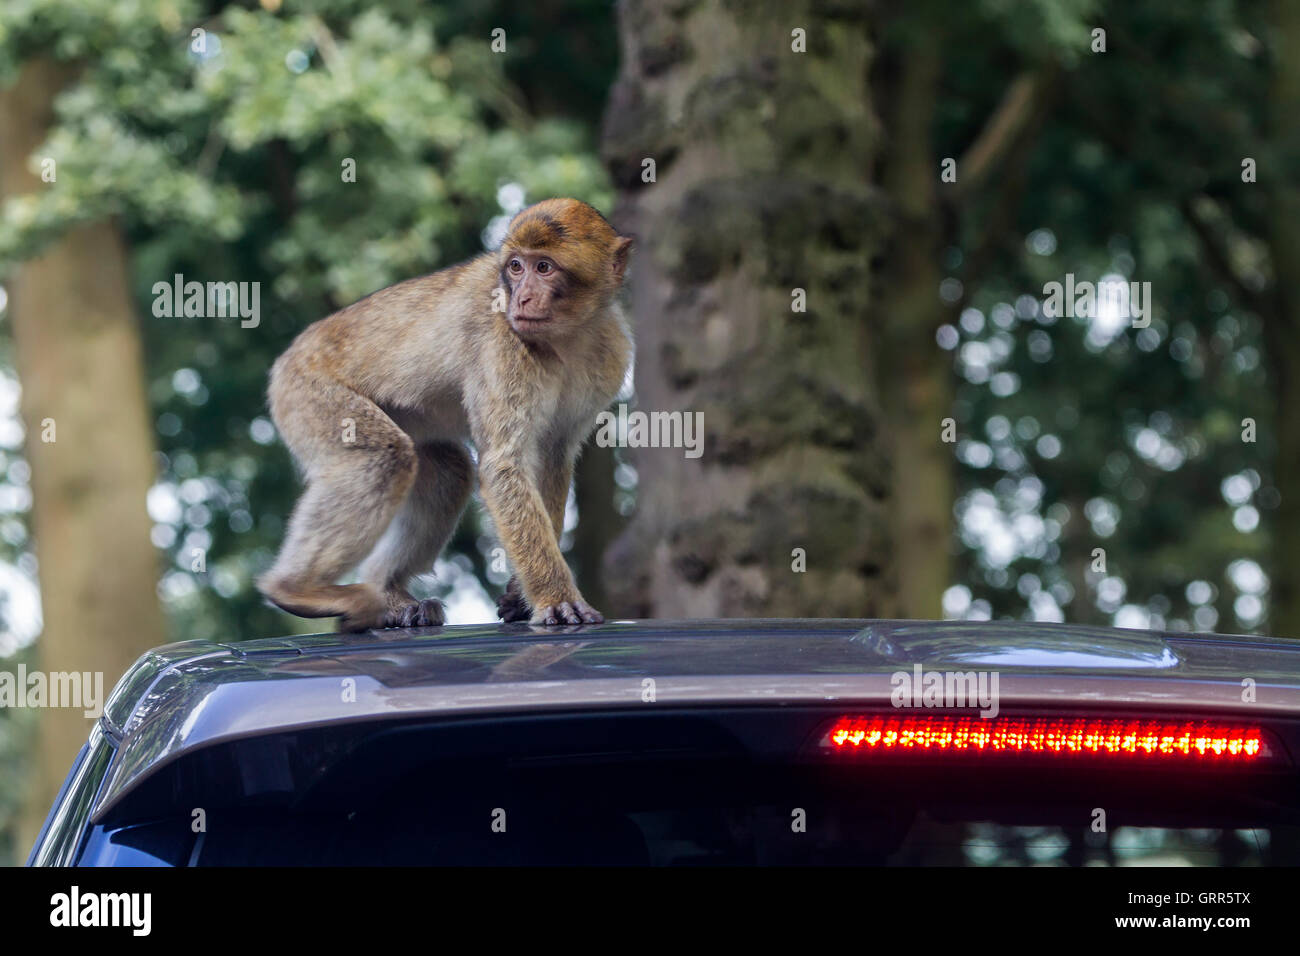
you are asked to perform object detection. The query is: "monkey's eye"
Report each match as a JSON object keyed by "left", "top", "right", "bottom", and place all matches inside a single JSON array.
[
  {"left": 536, "top": 259, "right": 554, "bottom": 275},
  {"left": 508, "top": 258, "right": 524, "bottom": 274}
]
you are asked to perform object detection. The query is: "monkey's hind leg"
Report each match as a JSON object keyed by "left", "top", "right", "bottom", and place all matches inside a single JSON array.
[
  {"left": 259, "top": 462, "right": 413, "bottom": 630},
  {"left": 358, "top": 441, "right": 474, "bottom": 627},
  {"left": 258, "top": 389, "right": 420, "bottom": 631}
]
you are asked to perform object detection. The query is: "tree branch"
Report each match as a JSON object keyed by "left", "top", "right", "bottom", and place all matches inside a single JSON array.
[{"left": 953, "top": 72, "right": 1044, "bottom": 201}]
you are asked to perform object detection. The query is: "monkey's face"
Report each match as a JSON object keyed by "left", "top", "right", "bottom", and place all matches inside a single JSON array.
[
  {"left": 503, "top": 250, "right": 572, "bottom": 339},
  {"left": 499, "top": 199, "right": 633, "bottom": 341}
]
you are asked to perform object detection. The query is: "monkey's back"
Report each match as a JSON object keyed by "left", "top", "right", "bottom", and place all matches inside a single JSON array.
[{"left": 268, "top": 254, "right": 500, "bottom": 418}]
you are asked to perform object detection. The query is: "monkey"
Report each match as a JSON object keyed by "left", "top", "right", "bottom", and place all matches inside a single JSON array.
[{"left": 256, "top": 198, "right": 633, "bottom": 631}]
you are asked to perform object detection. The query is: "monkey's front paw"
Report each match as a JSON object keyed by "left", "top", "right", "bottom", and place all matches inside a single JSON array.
[
  {"left": 530, "top": 600, "right": 604, "bottom": 626},
  {"left": 497, "top": 588, "right": 533, "bottom": 623},
  {"left": 382, "top": 598, "right": 446, "bottom": 628}
]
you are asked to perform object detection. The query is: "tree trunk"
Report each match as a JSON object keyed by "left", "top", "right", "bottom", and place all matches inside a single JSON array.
[
  {"left": 602, "top": 0, "right": 895, "bottom": 619},
  {"left": 873, "top": 29, "right": 951, "bottom": 620},
  {"left": 1265, "top": 0, "right": 1300, "bottom": 640},
  {"left": 0, "top": 59, "right": 166, "bottom": 850}
]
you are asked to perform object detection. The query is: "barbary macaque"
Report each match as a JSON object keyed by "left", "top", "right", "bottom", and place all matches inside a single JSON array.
[{"left": 257, "top": 198, "right": 633, "bottom": 630}]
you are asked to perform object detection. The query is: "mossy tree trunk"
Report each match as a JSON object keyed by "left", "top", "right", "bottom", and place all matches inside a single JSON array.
[{"left": 601, "top": 0, "right": 896, "bottom": 619}]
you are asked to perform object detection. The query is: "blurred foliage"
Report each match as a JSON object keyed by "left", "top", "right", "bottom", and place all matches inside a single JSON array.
[{"left": 926, "top": 0, "right": 1277, "bottom": 633}]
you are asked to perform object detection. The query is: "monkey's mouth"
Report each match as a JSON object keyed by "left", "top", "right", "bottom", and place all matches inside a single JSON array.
[{"left": 512, "top": 314, "right": 552, "bottom": 330}]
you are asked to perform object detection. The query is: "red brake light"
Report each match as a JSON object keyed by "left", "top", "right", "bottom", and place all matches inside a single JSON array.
[{"left": 819, "top": 715, "right": 1282, "bottom": 764}]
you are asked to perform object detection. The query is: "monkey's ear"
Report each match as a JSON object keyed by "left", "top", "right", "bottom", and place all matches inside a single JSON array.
[{"left": 612, "top": 235, "right": 634, "bottom": 280}]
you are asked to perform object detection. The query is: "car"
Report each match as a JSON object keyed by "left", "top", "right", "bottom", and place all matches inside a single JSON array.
[{"left": 27, "top": 618, "right": 1300, "bottom": 866}]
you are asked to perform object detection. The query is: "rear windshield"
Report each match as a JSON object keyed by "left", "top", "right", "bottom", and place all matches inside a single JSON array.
[{"left": 80, "top": 709, "right": 1300, "bottom": 866}]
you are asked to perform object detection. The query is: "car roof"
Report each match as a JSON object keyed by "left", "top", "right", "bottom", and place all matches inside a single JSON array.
[{"left": 91, "top": 618, "right": 1300, "bottom": 823}]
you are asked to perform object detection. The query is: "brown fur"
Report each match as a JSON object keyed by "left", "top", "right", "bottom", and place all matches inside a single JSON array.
[{"left": 258, "top": 198, "right": 633, "bottom": 629}]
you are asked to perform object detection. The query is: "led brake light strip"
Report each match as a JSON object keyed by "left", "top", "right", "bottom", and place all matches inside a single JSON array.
[{"left": 820, "top": 715, "right": 1279, "bottom": 763}]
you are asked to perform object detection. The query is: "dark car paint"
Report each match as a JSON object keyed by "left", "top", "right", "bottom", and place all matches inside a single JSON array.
[{"left": 28, "top": 618, "right": 1300, "bottom": 865}]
